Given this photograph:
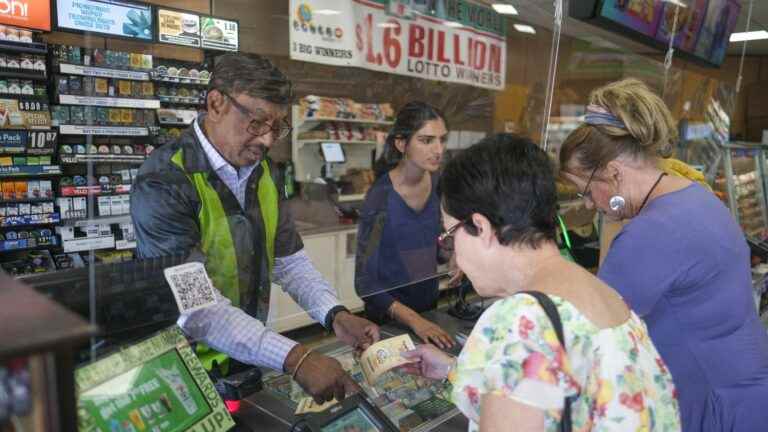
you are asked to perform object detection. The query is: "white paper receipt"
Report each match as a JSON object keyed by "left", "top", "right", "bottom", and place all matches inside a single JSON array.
[{"left": 163, "top": 262, "right": 218, "bottom": 314}]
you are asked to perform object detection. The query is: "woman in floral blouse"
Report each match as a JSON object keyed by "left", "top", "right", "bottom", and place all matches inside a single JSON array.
[{"left": 401, "top": 134, "right": 680, "bottom": 431}]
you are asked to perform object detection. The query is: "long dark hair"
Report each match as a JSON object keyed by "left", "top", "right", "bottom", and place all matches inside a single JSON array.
[{"left": 374, "top": 101, "right": 446, "bottom": 178}]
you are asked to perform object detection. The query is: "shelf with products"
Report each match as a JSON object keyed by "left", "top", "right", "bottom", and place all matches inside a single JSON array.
[
  {"left": 57, "top": 125, "right": 150, "bottom": 136},
  {"left": 59, "top": 184, "right": 132, "bottom": 197},
  {"left": 0, "top": 165, "right": 62, "bottom": 177},
  {"left": 0, "top": 236, "right": 58, "bottom": 252},
  {"left": 152, "top": 75, "right": 210, "bottom": 86},
  {"left": 56, "top": 222, "right": 135, "bottom": 254},
  {"left": 60, "top": 154, "right": 146, "bottom": 165},
  {"left": 0, "top": 129, "right": 58, "bottom": 156},
  {"left": 0, "top": 40, "right": 47, "bottom": 55},
  {"left": 58, "top": 142, "right": 153, "bottom": 162},
  {"left": 51, "top": 105, "right": 157, "bottom": 131},
  {"left": 58, "top": 63, "right": 150, "bottom": 81},
  {"left": 292, "top": 97, "right": 393, "bottom": 183},
  {"left": 156, "top": 108, "right": 197, "bottom": 126},
  {"left": 711, "top": 144, "right": 768, "bottom": 239},
  {"left": 57, "top": 95, "right": 161, "bottom": 109},
  {"left": 157, "top": 94, "right": 205, "bottom": 106},
  {"left": 51, "top": 44, "right": 154, "bottom": 75},
  {"left": 0, "top": 213, "right": 60, "bottom": 227},
  {"left": 62, "top": 214, "right": 132, "bottom": 228},
  {"left": 0, "top": 69, "right": 46, "bottom": 81},
  {"left": 151, "top": 60, "right": 211, "bottom": 86}
]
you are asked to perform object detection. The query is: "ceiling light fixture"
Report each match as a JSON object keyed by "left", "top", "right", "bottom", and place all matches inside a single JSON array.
[
  {"left": 514, "top": 24, "right": 536, "bottom": 34},
  {"left": 492, "top": 4, "right": 518, "bottom": 15},
  {"left": 730, "top": 30, "right": 768, "bottom": 42}
]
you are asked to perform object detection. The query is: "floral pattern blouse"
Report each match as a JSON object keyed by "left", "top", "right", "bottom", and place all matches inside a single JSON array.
[{"left": 449, "top": 294, "right": 680, "bottom": 431}]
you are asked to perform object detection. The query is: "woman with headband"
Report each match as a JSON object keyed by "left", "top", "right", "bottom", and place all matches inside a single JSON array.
[{"left": 559, "top": 78, "right": 768, "bottom": 432}]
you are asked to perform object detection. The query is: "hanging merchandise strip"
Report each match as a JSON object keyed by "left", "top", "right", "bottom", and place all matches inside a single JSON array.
[
  {"left": 541, "top": 0, "right": 564, "bottom": 152},
  {"left": 736, "top": 0, "right": 755, "bottom": 93},
  {"left": 663, "top": 4, "right": 681, "bottom": 97}
]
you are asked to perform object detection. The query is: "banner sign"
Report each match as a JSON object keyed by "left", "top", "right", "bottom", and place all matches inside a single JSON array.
[
  {"left": 76, "top": 326, "right": 235, "bottom": 432},
  {"left": 56, "top": 0, "right": 153, "bottom": 41},
  {"left": 290, "top": 0, "right": 507, "bottom": 90},
  {"left": 157, "top": 8, "right": 201, "bottom": 48},
  {"left": 0, "top": 0, "right": 51, "bottom": 31}
]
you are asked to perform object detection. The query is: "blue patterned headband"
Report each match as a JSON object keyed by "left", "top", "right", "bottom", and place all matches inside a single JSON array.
[{"left": 584, "top": 104, "right": 626, "bottom": 129}]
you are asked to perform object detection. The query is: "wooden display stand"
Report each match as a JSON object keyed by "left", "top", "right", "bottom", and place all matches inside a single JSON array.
[{"left": 0, "top": 274, "right": 95, "bottom": 432}]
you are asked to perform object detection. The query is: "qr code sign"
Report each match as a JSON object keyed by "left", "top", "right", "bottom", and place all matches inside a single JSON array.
[{"left": 164, "top": 262, "right": 218, "bottom": 314}]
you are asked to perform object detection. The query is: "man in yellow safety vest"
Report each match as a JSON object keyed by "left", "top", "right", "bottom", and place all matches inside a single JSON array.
[{"left": 131, "top": 53, "right": 380, "bottom": 404}]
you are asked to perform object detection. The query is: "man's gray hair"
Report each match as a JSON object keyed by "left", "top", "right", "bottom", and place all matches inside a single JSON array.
[{"left": 209, "top": 53, "right": 293, "bottom": 105}]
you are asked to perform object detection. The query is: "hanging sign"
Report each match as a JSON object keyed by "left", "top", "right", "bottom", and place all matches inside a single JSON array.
[
  {"left": 200, "top": 16, "right": 238, "bottom": 51},
  {"left": 55, "top": 0, "right": 153, "bottom": 41},
  {"left": 157, "top": 8, "right": 201, "bottom": 48},
  {"left": 0, "top": 0, "right": 51, "bottom": 31},
  {"left": 289, "top": 0, "right": 507, "bottom": 90}
]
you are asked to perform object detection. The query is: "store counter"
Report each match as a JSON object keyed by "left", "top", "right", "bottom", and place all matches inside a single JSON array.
[{"left": 232, "top": 306, "right": 481, "bottom": 432}]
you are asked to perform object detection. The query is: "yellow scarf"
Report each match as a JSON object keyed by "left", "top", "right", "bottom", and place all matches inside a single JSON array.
[{"left": 658, "top": 158, "right": 711, "bottom": 191}]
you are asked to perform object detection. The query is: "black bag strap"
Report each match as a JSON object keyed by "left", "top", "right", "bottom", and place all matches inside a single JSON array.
[{"left": 519, "top": 291, "right": 574, "bottom": 432}]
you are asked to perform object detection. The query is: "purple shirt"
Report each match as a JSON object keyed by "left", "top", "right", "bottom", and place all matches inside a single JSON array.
[{"left": 599, "top": 183, "right": 768, "bottom": 431}]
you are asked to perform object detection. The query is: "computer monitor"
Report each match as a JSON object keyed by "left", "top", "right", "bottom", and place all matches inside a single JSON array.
[{"left": 321, "top": 142, "right": 346, "bottom": 163}]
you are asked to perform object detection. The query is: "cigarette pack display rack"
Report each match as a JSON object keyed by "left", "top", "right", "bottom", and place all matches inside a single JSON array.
[
  {"left": 152, "top": 58, "right": 210, "bottom": 147},
  {"left": 0, "top": 273, "right": 95, "bottom": 431},
  {"left": 0, "top": 33, "right": 63, "bottom": 278}
]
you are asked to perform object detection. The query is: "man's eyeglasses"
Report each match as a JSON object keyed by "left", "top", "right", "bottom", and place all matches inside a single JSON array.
[
  {"left": 220, "top": 90, "right": 292, "bottom": 140},
  {"left": 438, "top": 219, "right": 466, "bottom": 251},
  {"left": 576, "top": 167, "right": 599, "bottom": 200}
]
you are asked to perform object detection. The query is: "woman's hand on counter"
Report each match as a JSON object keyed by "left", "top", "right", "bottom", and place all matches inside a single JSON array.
[
  {"left": 332, "top": 312, "right": 380, "bottom": 351},
  {"left": 399, "top": 344, "right": 456, "bottom": 380},
  {"left": 389, "top": 301, "right": 455, "bottom": 349},
  {"left": 410, "top": 316, "right": 455, "bottom": 349}
]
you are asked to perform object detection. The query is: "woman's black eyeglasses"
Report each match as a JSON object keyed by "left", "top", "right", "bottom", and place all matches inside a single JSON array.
[
  {"left": 438, "top": 219, "right": 466, "bottom": 250},
  {"left": 220, "top": 90, "right": 292, "bottom": 139},
  {"left": 576, "top": 167, "right": 599, "bottom": 200}
]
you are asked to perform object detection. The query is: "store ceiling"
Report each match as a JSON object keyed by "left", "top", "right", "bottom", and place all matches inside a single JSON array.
[{"left": 480, "top": 0, "right": 768, "bottom": 56}]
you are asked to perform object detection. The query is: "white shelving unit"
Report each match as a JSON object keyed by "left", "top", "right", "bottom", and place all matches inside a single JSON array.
[{"left": 291, "top": 106, "right": 392, "bottom": 195}]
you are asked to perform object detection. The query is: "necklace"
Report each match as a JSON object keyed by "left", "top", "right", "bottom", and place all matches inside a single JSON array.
[{"left": 637, "top": 172, "right": 667, "bottom": 214}]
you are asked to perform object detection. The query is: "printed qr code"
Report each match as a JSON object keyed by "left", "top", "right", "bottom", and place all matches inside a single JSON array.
[{"left": 169, "top": 267, "right": 215, "bottom": 311}]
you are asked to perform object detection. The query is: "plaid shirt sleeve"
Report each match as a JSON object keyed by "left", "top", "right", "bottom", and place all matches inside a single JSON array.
[
  {"left": 272, "top": 249, "right": 341, "bottom": 327},
  {"left": 176, "top": 288, "right": 297, "bottom": 372}
]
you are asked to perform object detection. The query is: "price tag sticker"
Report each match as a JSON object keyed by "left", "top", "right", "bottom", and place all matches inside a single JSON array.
[{"left": 26, "top": 131, "right": 57, "bottom": 155}]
